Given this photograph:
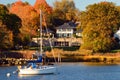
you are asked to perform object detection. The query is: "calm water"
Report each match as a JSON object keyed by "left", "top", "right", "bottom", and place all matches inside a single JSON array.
[{"left": 0, "top": 62, "right": 120, "bottom": 80}]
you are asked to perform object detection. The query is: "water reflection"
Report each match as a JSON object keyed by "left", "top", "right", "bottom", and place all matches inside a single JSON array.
[{"left": 83, "top": 62, "right": 120, "bottom": 66}]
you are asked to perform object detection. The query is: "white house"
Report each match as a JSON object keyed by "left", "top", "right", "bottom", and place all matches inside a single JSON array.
[
  {"left": 31, "top": 22, "right": 82, "bottom": 47},
  {"left": 56, "top": 23, "right": 75, "bottom": 38},
  {"left": 54, "top": 22, "right": 82, "bottom": 47}
]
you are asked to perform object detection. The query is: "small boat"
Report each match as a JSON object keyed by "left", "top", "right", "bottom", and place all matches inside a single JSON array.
[
  {"left": 18, "top": 10, "right": 56, "bottom": 75},
  {"left": 19, "top": 64, "right": 56, "bottom": 75}
]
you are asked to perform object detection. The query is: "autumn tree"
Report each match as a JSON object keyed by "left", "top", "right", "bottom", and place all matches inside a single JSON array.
[
  {"left": 34, "top": 0, "right": 53, "bottom": 29},
  {"left": 52, "top": 0, "right": 79, "bottom": 26},
  {"left": 10, "top": 0, "right": 39, "bottom": 35},
  {"left": 34, "top": 0, "right": 52, "bottom": 14},
  {"left": 9, "top": 0, "right": 40, "bottom": 47},
  {"left": 80, "top": 2, "right": 120, "bottom": 52}
]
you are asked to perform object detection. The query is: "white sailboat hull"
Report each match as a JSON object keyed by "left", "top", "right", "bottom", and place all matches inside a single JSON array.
[{"left": 19, "top": 66, "right": 56, "bottom": 75}]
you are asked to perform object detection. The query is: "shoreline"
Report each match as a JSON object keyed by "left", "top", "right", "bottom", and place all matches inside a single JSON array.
[
  {"left": 1, "top": 50, "right": 120, "bottom": 66},
  {"left": 0, "top": 55, "right": 120, "bottom": 66}
]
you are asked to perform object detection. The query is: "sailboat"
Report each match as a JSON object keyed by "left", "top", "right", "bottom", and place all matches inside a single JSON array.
[{"left": 18, "top": 10, "right": 56, "bottom": 75}]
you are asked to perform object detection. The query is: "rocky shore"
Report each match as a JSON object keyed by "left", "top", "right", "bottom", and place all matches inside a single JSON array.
[{"left": 0, "top": 58, "right": 27, "bottom": 66}]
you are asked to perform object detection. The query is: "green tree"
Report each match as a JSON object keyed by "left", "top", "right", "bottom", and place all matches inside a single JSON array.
[
  {"left": 0, "top": 4, "right": 9, "bottom": 24},
  {"left": 6, "top": 14, "right": 22, "bottom": 46},
  {"left": 0, "top": 4, "right": 22, "bottom": 49},
  {"left": 80, "top": 2, "right": 120, "bottom": 52},
  {"left": 0, "top": 21, "right": 13, "bottom": 50},
  {"left": 0, "top": 4, "right": 13, "bottom": 49}
]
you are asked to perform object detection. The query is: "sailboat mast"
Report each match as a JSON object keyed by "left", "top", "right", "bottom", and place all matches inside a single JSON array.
[{"left": 40, "top": 10, "right": 42, "bottom": 54}]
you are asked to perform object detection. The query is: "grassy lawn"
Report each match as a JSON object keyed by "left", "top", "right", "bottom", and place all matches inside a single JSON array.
[{"left": 111, "top": 49, "right": 120, "bottom": 53}]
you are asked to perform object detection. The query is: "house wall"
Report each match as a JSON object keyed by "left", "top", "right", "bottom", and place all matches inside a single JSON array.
[
  {"left": 52, "top": 38, "right": 82, "bottom": 47},
  {"left": 31, "top": 37, "right": 82, "bottom": 47}
]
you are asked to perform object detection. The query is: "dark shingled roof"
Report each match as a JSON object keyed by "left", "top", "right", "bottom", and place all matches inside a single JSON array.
[{"left": 56, "top": 22, "right": 77, "bottom": 29}]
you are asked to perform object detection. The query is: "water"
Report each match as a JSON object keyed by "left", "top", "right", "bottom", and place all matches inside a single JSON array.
[{"left": 0, "top": 62, "right": 120, "bottom": 80}]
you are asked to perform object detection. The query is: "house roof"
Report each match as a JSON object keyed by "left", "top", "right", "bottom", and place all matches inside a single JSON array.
[{"left": 56, "top": 22, "right": 77, "bottom": 29}]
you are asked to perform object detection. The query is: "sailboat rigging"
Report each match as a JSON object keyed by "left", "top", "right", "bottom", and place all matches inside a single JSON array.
[{"left": 18, "top": 10, "right": 57, "bottom": 75}]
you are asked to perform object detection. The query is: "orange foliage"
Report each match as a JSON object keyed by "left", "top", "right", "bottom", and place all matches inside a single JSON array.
[
  {"left": 34, "top": 0, "right": 52, "bottom": 14},
  {"left": 34, "top": 0, "right": 53, "bottom": 27},
  {"left": 9, "top": 0, "right": 53, "bottom": 36},
  {"left": 9, "top": 0, "right": 39, "bottom": 36}
]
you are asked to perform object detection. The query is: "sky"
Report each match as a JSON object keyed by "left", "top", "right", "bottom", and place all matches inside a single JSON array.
[{"left": 0, "top": 0, "right": 120, "bottom": 11}]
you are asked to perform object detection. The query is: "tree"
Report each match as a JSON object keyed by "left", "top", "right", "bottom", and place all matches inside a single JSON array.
[
  {"left": 10, "top": 1, "right": 39, "bottom": 44},
  {"left": 6, "top": 14, "right": 22, "bottom": 46},
  {"left": 34, "top": 0, "right": 53, "bottom": 29},
  {"left": 52, "top": 0, "right": 79, "bottom": 26},
  {"left": 0, "top": 4, "right": 22, "bottom": 49},
  {"left": 6, "top": 14, "right": 21, "bottom": 34},
  {"left": 34, "top": 0, "right": 52, "bottom": 14},
  {"left": 0, "top": 4, "right": 13, "bottom": 50},
  {"left": 80, "top": 2, "right": 120, "bottom": 52},
  {"left": 9, "top": 0, "right": 54, "bottom": 47},
  {"left": 0, "top": 21, "right": 13, "bottom": 50},
  {"left": 0, "top": 4, "right": 9, "bottom": 24}
]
